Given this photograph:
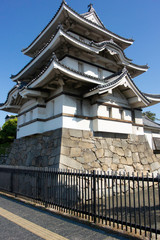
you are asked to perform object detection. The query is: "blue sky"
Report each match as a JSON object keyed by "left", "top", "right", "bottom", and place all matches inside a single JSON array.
[{"left": 0, "top": 0, "right": 160, "bottom": 127}]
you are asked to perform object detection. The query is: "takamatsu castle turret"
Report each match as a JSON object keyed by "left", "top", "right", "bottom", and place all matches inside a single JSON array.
[{"left": 1, "top": 2, "right": 160, "bottom": 170}]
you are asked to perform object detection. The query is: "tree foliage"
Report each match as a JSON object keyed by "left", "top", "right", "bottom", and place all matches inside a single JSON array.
[
  {"left": 142, "top": 111, "right": 156, "bottom": 121},
  {"left": 0, "top": 118, "right": 17, "bottom": 143}
]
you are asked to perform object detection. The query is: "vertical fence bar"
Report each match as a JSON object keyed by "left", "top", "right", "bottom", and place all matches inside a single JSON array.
[
  {"left": 85, "top": 170, "right": 87, "bottom": 218},
  {"left": 108, "top": 171, "right": 111, "bottom": 226},
  {"left": 147, "top": 173, "right": 152, "bottom": 239},
  {"left": 133, "top": 172, "right": 136, "bottom": 234},
  {"left": 88, "top": 171, "right": 90, "bottom": 220},
  {"left": 97, "top": 171, "right": 100, "bottom": 223},
  {"left": 142, "top": 173, "right": 146, "bottom": 237},
  {"left": 101, "top": 171, "right": 103, "bottom": 224},
  {"left": 112, "top": 171, "right": 115, "bottom": 227},
  {"left": 104, "top": 171, "right": 107, "bottom": 225},
  {"left": 76, "top": 169, "right": 78, "bottom": 216},
  {"left": 79, "top": 170, "right": 81, "bottom": 217},
  {"left": 152, "top": 173, "right": 157, "bottom": 239},
  {"left": 158, "top": 173, "right": 160, "bottom": 208},
  {"left": 10, "top": 170, "right": 13, "bottom": 193},
  {"left": 116, "top": 172, "right": 119, "bottom": 229},
  {"left": 124, "top": 172, "right": 127, "bottom": 231},
  {"left": 120, "top": 172, "right": 123, "bottom": 230},
  {"left": 93, "top": 170, "right": 96, "bottom": 223},
  {"left": 137, "top": 172, "right": 141, "bottom": 235},
  {"left": 128, "top": 172, "right": 131, "bottom": 232},
  {"left": 91, "top": 170, "right": 93, "bottom": 221}
]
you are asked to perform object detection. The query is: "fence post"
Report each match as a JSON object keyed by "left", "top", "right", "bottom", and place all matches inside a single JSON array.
[
  {"left": 10, "top": 170, "right": 13, "bottom": 193},
  {"left": 93, "top": 170, "right": 96, "bottom": 223}
]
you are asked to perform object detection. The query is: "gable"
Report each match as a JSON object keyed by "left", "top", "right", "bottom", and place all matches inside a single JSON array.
[
  {"left": 101, "top": 88, "right": 129, "bottom": 106},
  {"left": 83, "top": 12, "right": 104, "bottom": 27}
]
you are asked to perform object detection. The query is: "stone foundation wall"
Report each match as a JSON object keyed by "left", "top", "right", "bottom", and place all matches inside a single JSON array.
[
  {"left": 1, "top": 128, "right": 160, "bottom": 175},
  {"left": 1, "top": 129, "right": 62, "bottom": 167},
  {"left": 59, "top": 129, "right": 160, "bottom": 175}
]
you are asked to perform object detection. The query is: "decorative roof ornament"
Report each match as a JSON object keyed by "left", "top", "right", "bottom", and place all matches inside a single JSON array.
[
  {"left": 62, "top": 0, "right": 67, "bottom": 4},
  {"left": 51, "top": 52, "right": 58, "bottom": 61},
  {"left": 122, "top": 66, "right": 127, "bottom": 73},
  {"left": 88, "top": 3, "right": 94, "bottom": 12},
  {"left": 57, "top": 23, "right": 64, "bottom": 31},
  {"left": 109, "top": 38, "right": 114, "bottom": 44}
]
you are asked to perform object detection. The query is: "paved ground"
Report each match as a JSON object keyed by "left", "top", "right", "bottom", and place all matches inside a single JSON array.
[{"left": 0, "top": 194, "right": 129, "bottom": 240}]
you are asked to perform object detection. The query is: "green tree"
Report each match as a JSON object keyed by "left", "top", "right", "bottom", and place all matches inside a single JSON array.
[
  {"left": 0, "top": 118, "right": 17, "bottom": 143},
  {"left": 142, "top": 111, "right": 156, "bottom": 121}
]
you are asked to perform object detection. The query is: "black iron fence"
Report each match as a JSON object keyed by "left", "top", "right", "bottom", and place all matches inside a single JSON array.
[{"left": 0, "top": 166, "right": 159, "bottom": 239}]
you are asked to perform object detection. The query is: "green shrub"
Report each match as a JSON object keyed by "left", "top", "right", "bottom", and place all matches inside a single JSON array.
[{"left": 0, "top": 118, "right": 17, "bottom": 144}]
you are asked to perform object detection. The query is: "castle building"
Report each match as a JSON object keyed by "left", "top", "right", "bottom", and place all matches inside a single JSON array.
[{"left": 0, "top": 1, "right": 160, "bottom": 171}]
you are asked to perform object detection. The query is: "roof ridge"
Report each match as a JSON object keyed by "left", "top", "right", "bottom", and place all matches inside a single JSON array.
[{"left": 22, "top": 1, "right": 134, "bottom": 54}]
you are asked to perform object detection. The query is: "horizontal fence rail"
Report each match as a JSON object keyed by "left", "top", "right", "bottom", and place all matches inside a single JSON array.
[{"left": 0, "top": 166, "right": 159, "bottom": 239}]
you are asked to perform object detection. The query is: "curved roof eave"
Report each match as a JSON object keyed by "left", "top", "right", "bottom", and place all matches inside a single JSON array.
[
  {"left": 143, "top": 93, "right": 160, "bottom": 106},
  {"left": 28, "top": 58, "right": 104, "bottom": 88},
  {"left": 0, "top": 86, "right": 18, "bottom": 111},
  {"left": 85, "top": 70, "right": 150, "bottom": 106},
  {"left": 22, "top": 2, "right": 134, "bottom": 56},
  {"left": 11, "top": 29, "right": 146, "bottom": 82}
]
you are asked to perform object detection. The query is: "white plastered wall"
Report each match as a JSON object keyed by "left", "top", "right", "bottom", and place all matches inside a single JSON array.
[
  {"left": 60, "top": 57, "right": 112, "bottom": 79},
  {"left": 17, "top": 88, "right": 146, "bottom": 138}
]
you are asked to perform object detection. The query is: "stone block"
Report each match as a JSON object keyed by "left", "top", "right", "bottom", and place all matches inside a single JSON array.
[
  {"left": 61, "top": 146, "right": 70, "bottom": 156},
  {"left": 143, "top": 164, "right": 150, "bottom": 171},
  {"left": 26, "top": 152, "right": 34, "bottom": 166},
  {"left": 99, "top": 157, "right": 112, "bottom": 166},
  {"left": 111, "top": 164, "right": 118, "bottom": 171},
  {"left": 113, "top": 140, "right": 121, "bottom": 148},
  {"left": 124, "top": 165, "right": 134, "bottom": 174},
  {"left": 104, "top": 149, "right": 113, "bottom": 158},
  {"left": 132, "top": 152, "right": 140, "bottom": 163},
  {"left": 48, "top": 157, "right": 56, "bottom": 166},
  {"left": 139, "top": 152, "right": 145, "bottom": 158},
  {"left": 79, "top": 141, "right": 94, "bottom": 149},
  {"left": 138, "top": 135, "right": 146, "bottom": 143},
  {"left": 147, "top": 157, "right": 154, "bottom": 164},
  {"left": 121, "top": 140, "right": 128, "bottom": 150},
  {"left": 83, "top": 130, "right": 93, "bottom": 138},
  {"left": 62, "top": 128, "right": 70, "bottom": 138},
  {"left": 102, "top": 165, "right": 109, "bottom": 171},
  {"left": 69, "top": 129, "right": 82, "bottom": 138},
  {"left": 60, "top": 155, "right": 82, "bottom": 170},
  {"left": 109, "top": 146, "right": 116, "bottom": 154},
  {"left": 116, "top": 148, "right": 124, "bottom": 156},
  {"left": 70, "top": 148, "right": 82, "bottom": 157},
  {"left": 89, "top": 161, "right": 101, "bottom": 169},
  {"left": 95, "top": 141, "right": 101, "bottom": 149},
  {"left": 76, "top": 157, "right": 85, "bottom": 164},
  {"left": 51, "top": 146, "right": 61, "bottom": 157},
  {"left": 140, "top": 158, "right": 148, "bottom": 165},
  {"left": 83, "top": 150, "right": 96, "bottom": 163},
  {"left": 124, "top": 149, "right": 132, "bottom": 157},
  {"left": 62, "top": 138, "right": 78, "bottom": 148},
  {"left": 130, "top": 145, "right": 137, "bottom": 153},
  {"left": 120, "top": 157, "right": 127, "bottom": 164},
  {"left": 137, "top": 144, "right": 145, "bottom": 153},
  {"left": 129, "top": 134, "right": 138, "bottom": 142},
  {"left": 99, "top": 139, "right": 108, "bottom": 148},
  {"left": 95, "top": 149, "right": 104, "bottom": 158},
  {"left": 126, "top": 157, "right": 133, "bottom": 165},
  {"left": 134, "top": 163, "right": 143, "bottom": 171},
  {"left": 113, "top": 154, "right": 119, "bottom": 164},
  {"left": 155, "top": 154, "right": 160, "bottom": 159},
  {"left": 106, "top": 138, "right": 113, "bottom": 146},
  {"left": 150, "top": 162, "right": 160, "bottom": 172}
]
